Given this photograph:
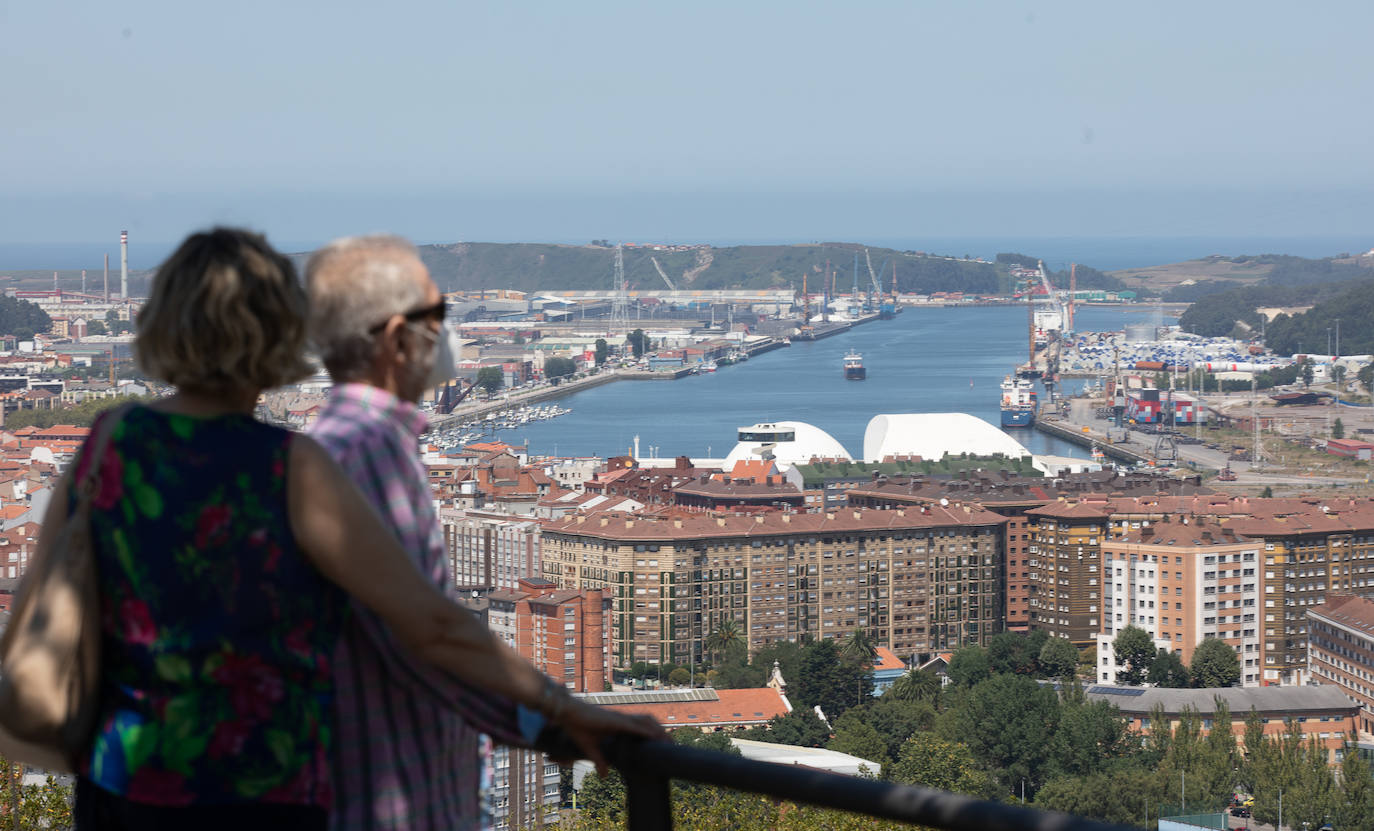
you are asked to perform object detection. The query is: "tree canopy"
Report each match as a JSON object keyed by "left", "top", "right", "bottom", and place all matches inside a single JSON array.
[
  {"left": 0, "top": 295, "right": 51, "bottom": 340},
  {"left": 1189, "top": 638, "right": 1240, "bottom": 688},
  {"left": 1113, "top": 626, "right": 1155, "bottom": 686}
]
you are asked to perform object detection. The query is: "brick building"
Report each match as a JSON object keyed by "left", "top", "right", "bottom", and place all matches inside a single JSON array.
[
  {"left": 1026, "top": 501, "right": 1114, "bottom": 647},
  {"left": 1086, "top": 684, "right": 1358, "bottom": 764},
  {"left": 484, "top": 576, "right": 609, "bottom": 830},
  {"left": 540, "top": 504, "right": 1007, "bottom": 669},
  {"left": 1308, "top": 594, "right": 1374, "bottom": 736}
]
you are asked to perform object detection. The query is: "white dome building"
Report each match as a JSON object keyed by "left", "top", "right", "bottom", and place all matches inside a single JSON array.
[
  {"left": 723, "top": 421, "right": 853, "bottom": 468},
  {"left": 862, "top": 413, "right": 1030, "bottom": 463}
]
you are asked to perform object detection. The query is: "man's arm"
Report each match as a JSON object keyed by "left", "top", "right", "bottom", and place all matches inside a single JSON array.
[{"left": 327, "top": 433, "right": 534, "bottom": 747}]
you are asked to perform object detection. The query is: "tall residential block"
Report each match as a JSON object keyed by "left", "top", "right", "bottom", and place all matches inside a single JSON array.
[
  {"left": 1095, "top": 517, "right": 1262, "bottom": 686},
  {"left": 540, "top": 505, "right": 1007, "bottom": 668},
  {"left": 441, "top": 508, "right": 543, "bottom": 591},
  {"left": 1026, "top": 501, "right": 1114, "bottom": 646}
]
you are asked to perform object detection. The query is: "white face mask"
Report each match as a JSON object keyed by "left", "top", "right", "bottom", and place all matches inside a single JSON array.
[{"left": 425, "top": 323, "right": 460, "bottom": 389}]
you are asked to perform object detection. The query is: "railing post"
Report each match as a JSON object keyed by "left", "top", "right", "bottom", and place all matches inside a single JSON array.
[
  {"left": 609, "top": 735, "right": 671, "bottom": 831},
  {"left": 621, "top": 764, "right": 672, "bottom": 831}
]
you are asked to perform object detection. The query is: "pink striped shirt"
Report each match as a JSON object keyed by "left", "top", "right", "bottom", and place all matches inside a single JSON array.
[{"left": 312, "top": 384, "right": 530, "bottom": 831}]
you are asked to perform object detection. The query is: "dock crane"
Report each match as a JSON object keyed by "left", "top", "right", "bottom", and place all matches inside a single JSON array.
[
  {"left": 650, "top": 256, "right": 677, "bottom": 291},
  {"left": 864, "top": 249, "right": 890, "bottom": 313}
]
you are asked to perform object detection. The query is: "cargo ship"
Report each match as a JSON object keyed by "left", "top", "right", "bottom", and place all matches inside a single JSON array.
[
  {"left": 843, "top": 351, "right": 866, "bottom": 380},
  {"left": 1000, "top": 375, "right": 1036, "bottom": 427}
]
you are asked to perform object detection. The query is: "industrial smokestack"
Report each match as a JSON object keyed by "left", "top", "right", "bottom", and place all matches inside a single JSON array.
[
  {"left": 120, "top": 230, "right": 129, "bottom": 300},
  {"left": 82, "top": 269, "right": 87, "bottom": 294}
]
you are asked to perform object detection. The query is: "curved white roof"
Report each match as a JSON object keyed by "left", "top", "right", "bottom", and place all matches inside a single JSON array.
[
  {"left": 723, "top": 421, "right": 853, "bottom": 468},
  {"left": 862, "top": 413, "right": 1030, "bottom": 463}
]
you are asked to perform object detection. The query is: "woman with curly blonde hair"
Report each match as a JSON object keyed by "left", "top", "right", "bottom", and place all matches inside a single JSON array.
[{"left": 50, "top": 228, "right": 657, "bottom": 831}]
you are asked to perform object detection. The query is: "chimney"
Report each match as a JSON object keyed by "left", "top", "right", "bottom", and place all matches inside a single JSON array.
[{"left": 120, "top": 230, "right": 129, "bottom": 300}]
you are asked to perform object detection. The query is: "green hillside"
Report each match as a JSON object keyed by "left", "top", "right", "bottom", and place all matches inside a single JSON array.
[{"left": 407, "top": 241, "right": 1002, "bottom": 295}]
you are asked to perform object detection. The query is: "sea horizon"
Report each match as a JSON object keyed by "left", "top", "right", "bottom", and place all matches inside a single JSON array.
[{"left": 1, "top": 233, "right": 1369, "bottom": 273}]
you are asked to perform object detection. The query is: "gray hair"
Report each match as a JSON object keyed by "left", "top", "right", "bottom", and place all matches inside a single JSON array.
[{"left": 305, "top": 234, "right": 429, "bottom": 381}]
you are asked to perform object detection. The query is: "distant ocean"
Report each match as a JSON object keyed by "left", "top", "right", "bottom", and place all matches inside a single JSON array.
[{"left": 1, "top": 235, "right": 1369, "bottom": 273}]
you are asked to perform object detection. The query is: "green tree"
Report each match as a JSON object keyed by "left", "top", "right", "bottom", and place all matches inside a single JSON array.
[
  {"left": 889, "top": 733, "right": 991, "bottom": 796},
  {"left": 791, "top": 638, "right": 871, "bottom": 721},
  {"left": 1260, "top": 485, "right": 1274, "bottom": 498},
  {"left": 594, "top": 338, "right": 608, "bottom": 366},
  {"left": 1146, "top": 648, "right": 1191, "bottom": 688},
  {"left": 1037, "top": 636, "right": 1080, "bottom": 680},
  {"left": 668, "top": 667, "right": 691, "bottom": 686},
  {"left": 0, "top": 295, "right": 52, "bottom": 339},
  {"left": 671, "top": 726, "right": 739, "bottom": 755},
  {"left": 742, "top": 708, "right": 830, "bottom": 747},
  {"left": 1360, "top": 363, "right": 1374, "bottom": 394},
  {"left": 1113, "top": 625, "right": 1155, "bottom": 685},
  {"left": 827, "top": 719, "right": 891, "bottom": 772},
  {"left": 885, "top": 669, "right": 940, "bottom": 704},
  {"left": 947, "top": 644, "right": 991, "bottom": 687},
  {"left": 628, "top": 328, "right": 648, "bottom": 358},
  {"left": 840, "top": 627, "right": 879, "bottom": 667},
  {"left": 1335, "top": 743, "right": 1374, "bottom": 831},
  {"left": 0, "top": 760, "right": 73, "bottom": 831},
  {"left": 986, "top": 630, "right": 1047, "bottom": 676},
  {"left": 1334, "top": 417, "right": 1346, "bottom": 439},
  {"left": 1048, "top": 697, "right": 1135, "bottom": 779},
  {"left": 544, "top": 356, "right": 576, "bottom": 378},
  {"left": 839, "top": 697, "right": 937, "bottom": 764},
  {"left": 476, "top": 366, "right": 503, "bottom": 394},
  {"left": 1289, "top": 736, "right": 1337, "bottom": 831},
  {"left": 576, "top": 767, "right": 625, "bottom": 822},
  {"left": 1302, "top": 357, "right": 1315, "bottom": 388},
  {"left": 1333, "top": 364, "right": 1348, "bottom": 385},
  {"left": 938, "top": 673, "right": 1060, "bottom": 795},
  {"left": 1189, "top": 638, "right": 1240, "bottom": 688},
  {"left": 704, "top": 618, "right": 744, "bottom": 665},
  {"left": 1035, "top": 768, "right": 1165, "bottom": 827},
  {"left": 86, "top": 318, "right": 108, "bottom": 335}
]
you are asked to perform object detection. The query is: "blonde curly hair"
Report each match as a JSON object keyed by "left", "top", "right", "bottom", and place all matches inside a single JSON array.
[{"left": 135, "top": 228, "right": 313, "bottom": 394}]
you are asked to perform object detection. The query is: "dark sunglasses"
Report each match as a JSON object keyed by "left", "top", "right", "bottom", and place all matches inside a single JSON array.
[{"left": 369, "top": 299, "right": 447, "bottom": 334}]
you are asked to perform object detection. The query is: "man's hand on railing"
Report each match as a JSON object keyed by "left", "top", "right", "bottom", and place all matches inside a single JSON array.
[{"left": 539, "top": 701, "right": 665, "bottom": 777}]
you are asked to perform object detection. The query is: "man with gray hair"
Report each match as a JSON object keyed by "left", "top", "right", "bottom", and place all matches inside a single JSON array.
[{"left": 306, "top": 236, "right": 541, "bottom": 831}]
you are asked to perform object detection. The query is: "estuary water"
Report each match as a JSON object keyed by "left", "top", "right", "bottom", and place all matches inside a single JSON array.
[{"left": 483, "top": 305, "right": 1175, "bottom": 461}]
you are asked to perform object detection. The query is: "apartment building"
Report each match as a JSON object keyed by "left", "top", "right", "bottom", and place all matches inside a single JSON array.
[
  {"left": 484, "top": 577, "right": 609, "bottom": 831},
  {"left": 1229, "top": 501, "right": 1374, "bottom": 685},
  {"left": 844, "top": 470, "right": 1208, "bottom": 637},
  {"left": 440, "top": 508, "right": 543, "bottom": 591},
  {"left": 1095, "top": 518, "right": 1263, "bottom": 686},
  {"left": 487, "top": 577, "right": 610, "bottom": 693},
  {"left": 1026, "top": 501, "right": 1115, "bottom": 647},
  {"left": 1308, "top": 594, "right": 1374, "bottom": 736},
  {"left": 540, "top": 504, "right": 1008, "bottom": 668}
]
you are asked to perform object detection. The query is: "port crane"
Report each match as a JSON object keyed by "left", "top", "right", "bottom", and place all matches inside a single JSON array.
[{"left": 864, "top": 249, "right": 891, "bottom": 313}]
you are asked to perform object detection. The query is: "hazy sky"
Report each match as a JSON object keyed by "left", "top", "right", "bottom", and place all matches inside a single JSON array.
[{"left": 4, "top": 1, "right": 1373, "bottom": 250}]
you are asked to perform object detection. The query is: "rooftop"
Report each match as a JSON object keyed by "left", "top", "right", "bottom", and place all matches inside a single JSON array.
[
  {"left": 1310, "top": 594, "right": 1374, "bottom": 641},
  {"left": 1082, "top": 683, "right": 1358, "bottom": 715}
]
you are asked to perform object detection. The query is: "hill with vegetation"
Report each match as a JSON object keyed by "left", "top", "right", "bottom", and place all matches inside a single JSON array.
[
  {"left": 1176, "top": 255, "right": 1374, "bottom": 341},
  {"left": 403, "top": 241, "right": 1013, "bottom": 296}
]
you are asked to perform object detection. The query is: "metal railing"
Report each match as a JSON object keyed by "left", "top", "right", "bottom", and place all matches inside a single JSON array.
[{"left": 565, "top": 733, "right": 1140, "bottom": 831}]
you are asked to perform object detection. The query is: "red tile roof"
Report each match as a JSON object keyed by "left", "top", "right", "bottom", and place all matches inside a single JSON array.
[
  {"left": 599, "top": 688, "right": 790, "bottom": 729},
  {"left": 872, "top": 646, "right": 906, "bottom": 672}
]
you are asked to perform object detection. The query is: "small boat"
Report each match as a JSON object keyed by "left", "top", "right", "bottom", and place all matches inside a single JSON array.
[{"left": 844, "top": 351, "right": 866, "bottom": 380}]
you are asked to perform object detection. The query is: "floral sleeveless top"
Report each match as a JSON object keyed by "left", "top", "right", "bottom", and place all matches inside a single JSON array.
[{"left": 78, "top": 406, "right": 345, "bottom": 807}]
